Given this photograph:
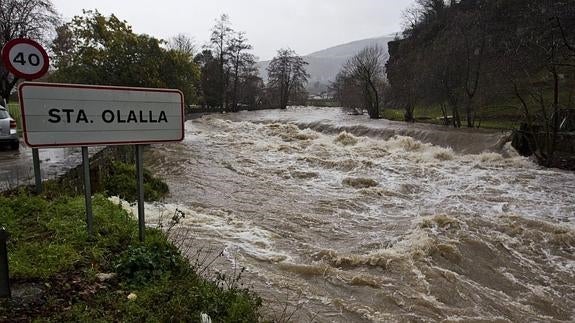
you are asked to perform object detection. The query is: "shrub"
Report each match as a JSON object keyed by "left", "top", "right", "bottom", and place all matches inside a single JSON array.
[
  {"left": 104, "top": 162, "right": 169, "bottom": 202},
  {"left": 115, "top": 242, "right": 185, "bottom": 285}
]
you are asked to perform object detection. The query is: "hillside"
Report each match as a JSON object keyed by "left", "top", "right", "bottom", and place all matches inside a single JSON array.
[
  {"left": 384, "top": 0, "right": 574, "bottom": 168},
  {"left": 258, "top": 35, "right": 396, "bottom": 93}
]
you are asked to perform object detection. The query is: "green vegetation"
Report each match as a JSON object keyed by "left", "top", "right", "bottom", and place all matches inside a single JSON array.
[
  {"left": 0, "top": 150, "right": 260, "bottom": 321},
  {"left": 105, "top": 162, "right": 169, "bottom": 202},
  {"left": 49, "top": 10, "right": 200, "bottom": 105},
  {"left": 381, "top": 109, "right": 405, "bottom": 122},
  {"left": 383, "top": 0, "right": 574, "bottom": 167},
  {"left": 0, "top": 193, "right": 261, "bottom": 321},
  {"left": 382, "top": 105, "right": 521, "bottom": 130},
  {"left": 1, "top": 3, "right": 314, "bottom": 116}
]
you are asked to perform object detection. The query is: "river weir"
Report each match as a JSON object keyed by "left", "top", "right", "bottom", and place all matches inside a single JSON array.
[{"left": 143, "top": 107, "right": 574, "bottom": 322}]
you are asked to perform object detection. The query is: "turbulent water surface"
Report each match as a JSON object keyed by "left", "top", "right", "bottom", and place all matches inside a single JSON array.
[{"left": 143, "top": 107, "right": 574, "bottom": 322}]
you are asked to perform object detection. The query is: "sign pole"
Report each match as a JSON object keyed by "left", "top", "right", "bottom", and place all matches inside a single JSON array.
[
  {"left": 135, "top": 145, "right": 145, "bottom": 242},
  {"left": 26, "top": 77, "right": 42, "bottom": 195},
  {"left": 0, "top": 227, "right": 10, "bottom": 298},
  {"left": 16, "top": 81, "right": 184, "bottom": 242},
  {"left": 32, "top": 148, "right": 42, "bottom": 194},
  {"left": 82, "top": 147, "right": 93, "bottom": 236},
  {"left": 2, "top": 39, "right": 50, "bottom": 195}
]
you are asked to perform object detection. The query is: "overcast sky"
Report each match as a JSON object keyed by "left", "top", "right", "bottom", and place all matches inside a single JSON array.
[{"left": 51, "top": 0, "right": 414, "bottom": 60}]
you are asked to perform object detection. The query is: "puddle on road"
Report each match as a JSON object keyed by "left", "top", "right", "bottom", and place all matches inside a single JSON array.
[{"left": 0, "top": 144, "right": 101, "bottom": 190}]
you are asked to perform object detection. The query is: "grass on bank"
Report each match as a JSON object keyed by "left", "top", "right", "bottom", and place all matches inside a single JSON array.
[
  {"left": 304, "top": 99, "right": 523, "bottom": 130},
  {"left": 381, "top": 104, "right": 522, "bottom": 130},
  {"left": 0, "top": 166, "right": 261, "bottom": 321},
  {"left": 104, "top": 161, "right": 169, "bottom": 202}
]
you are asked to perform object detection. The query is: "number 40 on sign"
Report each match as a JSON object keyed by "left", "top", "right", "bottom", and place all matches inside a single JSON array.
[{"left": 1, "top": 38, "right": 49, "bottom": 80}]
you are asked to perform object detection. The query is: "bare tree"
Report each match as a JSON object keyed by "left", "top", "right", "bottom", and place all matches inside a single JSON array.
[
  {"left": 402, "top": 0, "right": 447, "bottom": 36},
  {"left": 0, "top": 0, "right": 59, "bottom": 103},
  {"left": 455, "top": 8, "right": 487, "bottom": 128},
  {"left": 401, "top": 5, "right": 424, "bottom": 33},
  {"left": 267, "top": 48, "right": 309, "bottom": 109},
  {"left": 386, "top": 39, "right": 423, "bottom": 122},
  {"left": 347, "top": 45, "right": 386, "bottom": 119},
  {"left": 238, "top": 72, "right": 264, "bottom": 110},
  {"left": 228, "top": 32, "right": 255, "bottom": 112},
  {"left": 331, "top": 68, "right": 364, "bottom": 114},
  {"left": 505, "top": 2, "right": 575, "bottom": 167},
  {"left": 169, "top": 33, "right": 196, "bottom": 58},
  {"left": 210, "top": 14, "right": 233, "bottom": 111}
]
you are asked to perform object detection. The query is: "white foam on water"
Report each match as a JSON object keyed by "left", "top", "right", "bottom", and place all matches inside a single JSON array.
[
  {"left": 146, "top": 112, "right": 575, "bottom": 322},
  {"left": 107, "top": 197, "right": 292, "bottom": 263}
]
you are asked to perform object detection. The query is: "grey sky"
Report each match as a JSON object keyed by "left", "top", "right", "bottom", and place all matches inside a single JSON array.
[{"left": 51, "top": 0, "right": 414, "bottom": 60}]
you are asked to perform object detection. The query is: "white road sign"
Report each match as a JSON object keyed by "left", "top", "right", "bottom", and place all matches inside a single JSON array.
[
  {"left": 1, "top": 38, "right": 49, "bottom": 79},
  {"left": 18, "top": 82, "right": 185, "bottom": 148}
]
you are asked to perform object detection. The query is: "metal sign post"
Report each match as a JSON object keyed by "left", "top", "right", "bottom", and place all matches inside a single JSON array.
[
  {"left": 2, "top": 38, "right": 50, "bottom": 195},
  {"left": 0, "top": 227, "right": 10, "bottom": 298},
  {"left": 135, "top": 145, "right": 145, "bottom": 242},
  {"left": 18, "top": 83, "right": 184, "bottom": 147},
  {"left": 82, "top": 147, "right": 93, "bottom": 236},
  {"left": 32, "top": 148, "right": 42, "bottom": 193},
  {"left": 18, "top": 82, "right": 184, "bottom": 237}
]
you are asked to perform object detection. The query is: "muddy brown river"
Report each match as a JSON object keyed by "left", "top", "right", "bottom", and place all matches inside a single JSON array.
[{"left": 132, "top": 107, "right": 574, "bottom": 322}]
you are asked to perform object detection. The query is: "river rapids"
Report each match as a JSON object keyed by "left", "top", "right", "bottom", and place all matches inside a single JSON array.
[{"left": 130, "top": 107, "right": 573, "bottom": 322}]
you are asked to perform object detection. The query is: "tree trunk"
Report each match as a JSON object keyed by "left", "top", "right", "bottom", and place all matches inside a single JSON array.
[
  {"left": 367, "top": 80, "right": 380, "bottom": 119},
  {"left": 232, "top": 62, "right": 239, "bottom": 112},
  {"left": 465, "top": 98, "right": 475, "bottom": 128},
  {"left": 0, "top": 66, "right": 18, "bottom": 105},
  {"left": 449, "top": 97, "right": 462, "bottom": 128},
  {"left": 440, "top": 103, "right": 449, "bottom": 126},
  {"left": 547, "top": 65, "right": 560, "bottom": 167},
  {"left": 404, "top": 104, "right": 415, "bottom": 122}
]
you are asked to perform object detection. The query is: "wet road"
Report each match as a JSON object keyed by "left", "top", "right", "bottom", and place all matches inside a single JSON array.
[{"left": 0, "top": 141, "right": 100, "bottom": 190}]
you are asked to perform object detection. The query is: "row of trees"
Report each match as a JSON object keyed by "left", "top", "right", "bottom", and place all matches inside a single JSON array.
[
  {"left": 385, "top": 0, "right": 575, "bottom": 166},
  {"left": 387, "top": 0, "right": 496, "bottom": 127},
  {"left": 49, "top": 10, "right": 200, "bottom": 104},
  {"left": 195, "top": 14, "right": 260, "bottom": 111},
  {"left": 191, "top": 14, "right": 310, "bottom": 110},
  {"left": 1, "top": 1, "right": 310, "bottom": 111}
]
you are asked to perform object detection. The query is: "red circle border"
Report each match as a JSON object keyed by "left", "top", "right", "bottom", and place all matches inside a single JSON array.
[{"left": 1, "top": 38, "right": 50, "bottom": 80}]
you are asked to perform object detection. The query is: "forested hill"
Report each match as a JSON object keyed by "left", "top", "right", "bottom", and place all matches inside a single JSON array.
[
  {"left": 258, "top": 35, "right": 395, "bottom": 92},
  {"left": 385, "top": 0, "right": 575, "bottom": 128}
]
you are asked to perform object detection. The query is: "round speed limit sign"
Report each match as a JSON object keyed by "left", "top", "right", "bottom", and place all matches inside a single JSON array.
[{"left": 1, "top": 38, "right": 49, "bottom": 80}]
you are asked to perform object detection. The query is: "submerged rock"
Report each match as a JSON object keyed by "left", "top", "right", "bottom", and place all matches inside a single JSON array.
[{"left": 342, "top": 177, "right": 379, "bottom": 188}]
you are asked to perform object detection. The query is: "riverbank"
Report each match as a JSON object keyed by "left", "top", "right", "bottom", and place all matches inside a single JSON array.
[
  {"left": 0, "top": 151, "right": 262, "bottom": 321},
  {"left": 381, "top": 106, "right": 520, "bottom": 130}
]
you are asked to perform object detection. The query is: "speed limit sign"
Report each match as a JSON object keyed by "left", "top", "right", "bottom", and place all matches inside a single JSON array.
[{"left": 1, "top": 38, "right": 49, "bottom": 80}]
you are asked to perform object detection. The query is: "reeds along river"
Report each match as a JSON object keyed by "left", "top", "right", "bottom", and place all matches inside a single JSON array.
[{"left": 139, "top": 107, "right": 574, "bottom": 322}]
